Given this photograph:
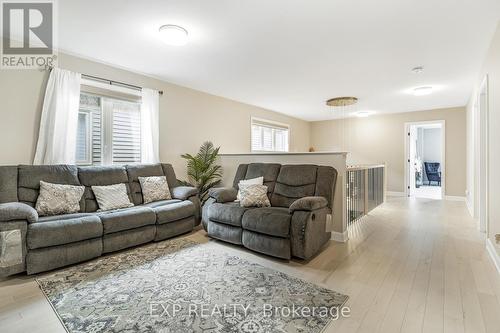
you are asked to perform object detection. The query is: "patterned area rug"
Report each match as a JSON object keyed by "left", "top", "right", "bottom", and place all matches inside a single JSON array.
[{"left": 36, "top": 239, "right": 348, "bottom": 333}]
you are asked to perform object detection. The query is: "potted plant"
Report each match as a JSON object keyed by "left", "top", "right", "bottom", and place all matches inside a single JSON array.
[{"left": 180, "top": 141, "right": 222, "bottom": 205}]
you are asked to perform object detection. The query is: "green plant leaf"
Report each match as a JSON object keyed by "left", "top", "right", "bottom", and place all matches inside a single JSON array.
[{"left": 180, "top": 141, "right": 222, "bottom": 205}]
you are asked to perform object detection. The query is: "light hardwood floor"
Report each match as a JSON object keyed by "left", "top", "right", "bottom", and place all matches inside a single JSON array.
[{"left": 1, "top": 196, "right": 499, "bottom": 333}]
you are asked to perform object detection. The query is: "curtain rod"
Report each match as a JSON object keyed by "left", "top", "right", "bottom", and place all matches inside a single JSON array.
[{"left": 45, "top": 66, "right": 163, "bottom": 95}]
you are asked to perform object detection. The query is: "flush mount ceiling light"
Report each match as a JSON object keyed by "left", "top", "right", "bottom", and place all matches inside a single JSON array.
[
  {"left": 326, "top": 96, "right": 358, "bottom": 107},
  {"left": 411, "top": 66, "right": 424, "bottom": 74},
  {"left": 159, "top": 25, "right": 189, "bottom": 46},
  {"left": 413, "top": 86, "right": 433, "bottom": 96},
  {"left": 355, "top": 111, "right": 376, "bottom": 118}
]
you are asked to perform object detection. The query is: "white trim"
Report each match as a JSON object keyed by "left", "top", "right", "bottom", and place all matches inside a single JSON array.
[
  {"left": 466, "top": 198, "right": 474, "bottom": 217},
  {"left": 404, "top": 120, "right": 446, "bottom": 199},
  {"left": 444, "top": 196, "right": 466, "bottom": 202},
  {"left": 478, "top": 75, "right": 489, "bottom": 234},
  {"left": 331, "top": 231, "right": 348, "bottom": 242},
  {"left": 486, "top": 238, "right": 500, "bottom": 275},
  {"left": 386, "top": 191, "right": 406, "bottom": 197}
]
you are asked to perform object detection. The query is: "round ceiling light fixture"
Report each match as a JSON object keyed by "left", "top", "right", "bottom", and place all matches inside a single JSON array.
[
  {"left": 411, "top": 66, "right": 424, "bottom": 74},
  {"left": 159, "top": 25, "right": 189, "bottom": 46},
  {"left": 326, "top": 96, "right": 358, "bottom": 107},
  {"left": 413, "top": 86, "right": 433, "bottom": 96}
]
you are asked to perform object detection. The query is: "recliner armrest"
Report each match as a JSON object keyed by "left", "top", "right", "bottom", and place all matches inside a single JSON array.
[
  {"left": 171, "top": 186, "right": 199, "bottom": 200},
  {"left": 209, "top": 187, "right": 237, "bottom": 203},
  {"left": 0, "top": 202, "right": 38, "bottom": 223},
  {"left": 289, "top": 196, "right": 328, "bottom": 213}
]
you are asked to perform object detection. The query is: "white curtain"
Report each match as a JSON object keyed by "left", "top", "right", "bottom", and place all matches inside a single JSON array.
[
  {"left": 140, "top": 88, "right": 160, "bottom": 163},
  {"left": 33, "top": 68, "right": 82, "bottom": 165}
]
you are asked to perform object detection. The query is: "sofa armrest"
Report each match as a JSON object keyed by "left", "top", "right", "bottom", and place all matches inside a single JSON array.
[
  {"left": 208, "top": 187, "right": 237, "bottom": 203},
  {"left": 0, "top": 202, "right": 38, "bottom": 224},
  {"left": 171, "top": 186, "right": 199, "bottom": 200},
  {"left": 289, "top": 196, "right": 328, "bottom": 213}
]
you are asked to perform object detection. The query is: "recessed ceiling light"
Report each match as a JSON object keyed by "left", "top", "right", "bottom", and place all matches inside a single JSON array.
[
  {"left": 413, "top": 86, "right": 433, "bottom": 96},
  {"left": 411, "top": 66, "right": 424, "bottom": 74},
  {"left": 355, "top": 111, "right": 376, "bottom": 118},
  {"left": 159, "top": 25, "right": 189, "bottom": 46}
]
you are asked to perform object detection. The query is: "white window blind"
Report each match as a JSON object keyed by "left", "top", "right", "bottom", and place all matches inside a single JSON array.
[
  {"left": 76, "top": 92, "right": 141, "bottom": 165},
  {"left": 251, "top": 118, "right": 289, "bottom": 152}
]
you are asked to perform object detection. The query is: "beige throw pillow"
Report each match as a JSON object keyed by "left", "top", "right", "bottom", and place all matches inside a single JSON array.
[
  {"left": 35, "top": 181, "right": 85, "bottom": 216},
  {"left": 239, "top": 184, "right": 271, "bottom": 208},
  {"left": 92, "top": 183, "right": 134, "bottom": 211},
  {"left": 237, "top": 176, "right": 264, "bottom": 201},
  {"left": 138, "top": 176, "right": 172, "bottom": 204}
]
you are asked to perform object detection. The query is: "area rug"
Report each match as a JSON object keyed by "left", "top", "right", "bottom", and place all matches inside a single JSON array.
[{"left": 36, "top": 239, "right": 348, "bottom": 333}]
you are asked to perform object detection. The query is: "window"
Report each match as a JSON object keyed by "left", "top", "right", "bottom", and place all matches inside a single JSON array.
[
  {"left": 251, "top": 118, "right": 289, "bottom": 152},
  {"left": 76, "top": 92, "right": 141, "bottom": 165}
]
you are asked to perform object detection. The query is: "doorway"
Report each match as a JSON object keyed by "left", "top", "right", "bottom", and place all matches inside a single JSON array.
[{"left": 405, "top": 121, "right": 445, "bottom": 199}]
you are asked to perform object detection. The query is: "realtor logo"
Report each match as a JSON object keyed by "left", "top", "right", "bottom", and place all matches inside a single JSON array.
[{"left": 1, "top": 0, "right": 57, "bottom": 69}]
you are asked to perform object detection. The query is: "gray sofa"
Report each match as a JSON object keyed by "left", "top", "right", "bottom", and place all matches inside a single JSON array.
[
  {"left": 202, "top": 163, "right": 337, "bottom": 260},
  {"left": 0, "top": 163, "right": 200, "bottom": 276}
]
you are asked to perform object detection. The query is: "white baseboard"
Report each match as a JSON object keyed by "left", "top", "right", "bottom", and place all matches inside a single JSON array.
[
  {"left": 331, "top": 230, "right": 348, "bottom": 242},
  {"left": 387, "top": 191, "right": 406, "bottom": 197},
  {"left": 444, "top": 195, "right": 466, "bottom": 202},
  {"left": 486, "top": 238, "right": 500, "bottom": 275}
]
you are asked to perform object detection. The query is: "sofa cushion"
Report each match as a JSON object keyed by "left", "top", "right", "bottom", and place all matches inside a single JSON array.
[
  {"left": 141, "top": 199, "right": 182, "bottom": 208},
  {"left": 126, "top": 164, "right": 165, "bottom": 205},
  {"left": 271, "top": 165, "right": 317, "bottom": 208},
  {"left": 0, "top": 166, "right": 18, "bottom": 203},
  {"left": 153, "top": 201, "right": 195, "bottom": 224},
  {"left": 78, "top": 166, "right": 132, "bottom": 212},
  {"left": 139, "top": 176, "right": 172, "bottom": 204},
  {"left": 208, "top": 202, "right": 248, "bottom": 227},
  {"left": 242, "top": 207, "right": 291, "bottom": 237},
  {"left": 161, "top": 164, "right": 180, "bottom": 189},
  {"left": 35, "top": 181, "right": 85, "bottom": 216},
  {"left": 27, "top": 214, "right": 102, "bottom": 250},
  {"left": 244, "top": 163, "right": 281, "bottom": 197},
  {"left": 314, "top": 166, "right": 337, "bottom": 208},
  {"left": 239, "top": 184, "right": 271, "bottom": 208},
  {"left": 18, "top": 165, "right": 83, "bottom": 209},
  {"left": 97, "top": 206, "right": 156, "bottom": 234},
  {"left": 92, "top": 183, "right": 134, "bottom": 211}
]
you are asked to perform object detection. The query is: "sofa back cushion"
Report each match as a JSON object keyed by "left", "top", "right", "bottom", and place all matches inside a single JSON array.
[
  {"left": 271, "top": 165, "right": 317, "bottom": 208},
  {"left": 161, "top": 164, "right": 180, "bottom": 189},
  {"left": 233, "top": 163, "right": 281, "bottom": 199},
  {"left": 126, "top": 164, "right": 165, "bottom": 205},
  {"left": 78, "top": 166, "right": 131, "bottom": 212},
  {"left": 315, "top": 166, "right": 337, "bottom": 208},
  {"left": 0, "top": 166, "right": 19, "bottom": 203},
  {"left": 17, "top": 165, "right": 83, "bottom": 210}
]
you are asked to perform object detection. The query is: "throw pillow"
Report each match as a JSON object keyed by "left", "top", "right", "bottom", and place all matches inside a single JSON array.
[
  {"left": 237, "top": 176, "right": 264, "bottom": 201},
  {"left": 138, "top": 176, "right": 172, "bottom": 204},
  {"left": 239, "top": 184, "right": 271, "bottom": 208},
  {"left": 91, "top": 183, "right": 134, "bottom": 211},
  {"left": 35, "top": 181, "right": 85, "bottom": 216}
]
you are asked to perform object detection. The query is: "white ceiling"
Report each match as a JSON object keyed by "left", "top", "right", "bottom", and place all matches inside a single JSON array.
[{"left": 58, "top": 0, "right": 500, "bottom": 121}]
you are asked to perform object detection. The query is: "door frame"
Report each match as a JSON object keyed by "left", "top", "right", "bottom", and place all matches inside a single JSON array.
[
  {"left": 404, "top": 120, "right": 446, "bottom": 198},
  {"left": 477, "top": 75, "right": 489, "bottom": 233}
]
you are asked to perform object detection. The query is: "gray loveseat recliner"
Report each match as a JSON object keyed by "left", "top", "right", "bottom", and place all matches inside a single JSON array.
[
  {"left": 0, "top": 163, "right": 200, "bottom": 276},
  {"left": 202, "top": 163, "right": 337, "bottom": 260}
]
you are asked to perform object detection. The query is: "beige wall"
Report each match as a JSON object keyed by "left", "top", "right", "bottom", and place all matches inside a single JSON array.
[
  {"left": 0, "top": 53, "right": 311, "bottom": 178},
  {"left": 466, "top": 22, "right": 500, "bottom": 247},
  {"left": 310, "top": 107, "right": 467, "bottom": 196}
]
